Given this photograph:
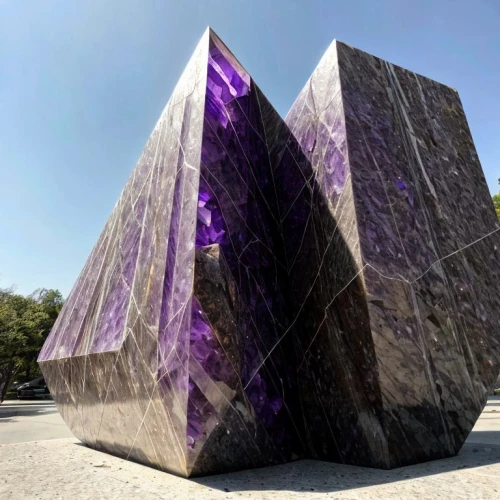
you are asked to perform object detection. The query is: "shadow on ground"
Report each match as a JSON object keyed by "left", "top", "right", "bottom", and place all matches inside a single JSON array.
[
  {"left": 0, "top": 401, "right": 57, "bottom": 419},
  {"left": 467, "top": 430, "right": 500, "bottom": 446},
  {"left": 193, "top": 439, "right": 500, "bottom": 494}
]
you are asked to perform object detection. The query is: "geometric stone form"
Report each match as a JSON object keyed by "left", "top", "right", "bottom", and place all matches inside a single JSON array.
[
  {"left": 285, "top": 40, "right": 500, "bottom": 468},
  {"left": 39, "top": 30, "right": 500, "bottom": 477},
  {"left": 39, "top": 28, "right": 311, "bottom": 477}
]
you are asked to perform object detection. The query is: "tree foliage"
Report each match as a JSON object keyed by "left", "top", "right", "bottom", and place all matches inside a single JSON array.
[
  {"left": 493, "top": 192, "right": 500, "bottom": 221},
  {"left": 0, "top": 288, "right": 63, "bottom": 402}
]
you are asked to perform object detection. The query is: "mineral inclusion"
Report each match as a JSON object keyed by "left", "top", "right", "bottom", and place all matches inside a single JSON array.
[{"left": 39, "top": 29, "right": 500, "bottom": 476}]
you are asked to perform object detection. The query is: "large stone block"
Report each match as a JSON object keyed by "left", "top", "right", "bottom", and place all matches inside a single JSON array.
[
  {"left": 39, "top": 28, "right": 315, "bottom": 477},
  {"left": 286, "top": 40, "right": 500, "bottom": 468}
]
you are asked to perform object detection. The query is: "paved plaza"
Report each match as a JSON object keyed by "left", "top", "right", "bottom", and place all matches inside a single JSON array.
[{"left": 1, "top": 397, "right": 499, "bottom": 499}]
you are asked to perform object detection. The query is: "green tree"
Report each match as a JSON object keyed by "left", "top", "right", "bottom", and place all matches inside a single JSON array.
[
  {"left": 493, "top": 192, "right": 500, "bottom": 221},
  {"left": 23, "top": 289, "right": 64, "bottom": 379},
  {"left": 0, "top": 288, "right": 63, "bottom": 402}
]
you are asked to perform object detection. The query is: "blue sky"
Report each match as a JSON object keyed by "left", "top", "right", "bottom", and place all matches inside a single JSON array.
[{"left": 1, "top": 0, "right": 499, "bottom": 297}]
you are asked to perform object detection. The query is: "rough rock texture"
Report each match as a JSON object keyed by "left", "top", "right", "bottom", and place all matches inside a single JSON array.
[
  {"left": 39, "top": 30, "right": 500, "bottom": 477},
  {"left": 285, "top": 40, "right": 500, "bottom": 468}
]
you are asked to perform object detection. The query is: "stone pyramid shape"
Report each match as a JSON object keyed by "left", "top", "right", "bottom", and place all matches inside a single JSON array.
[{"left": 39, "top": 30, "right": 500, "bottom": 476}]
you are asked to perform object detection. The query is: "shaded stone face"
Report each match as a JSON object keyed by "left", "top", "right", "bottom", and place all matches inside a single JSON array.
[
  {"left": 286, "top": 40, "right": 500, "bottom": 468},
  {"left": 39, "top": 30, "right": 500, "bottom": 477}
]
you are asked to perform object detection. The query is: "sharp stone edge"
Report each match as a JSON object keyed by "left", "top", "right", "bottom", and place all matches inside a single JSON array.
[{"left": 38, "top": 30, "right": 500, "bottom": 476}]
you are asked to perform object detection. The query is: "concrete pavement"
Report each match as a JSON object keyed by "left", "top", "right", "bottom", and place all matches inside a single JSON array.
[
  {"left": 0, "top": 400, "right": 73, "bottom": 444},
  {"left": 466, "top": 397, "right": 500, "bottom": 447},
  {"left": 0, "top": 398, "right": 499, "bottom": 499}
]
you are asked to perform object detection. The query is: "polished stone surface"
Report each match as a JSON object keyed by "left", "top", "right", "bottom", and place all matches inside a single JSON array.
[
  {"left": 39, "top": 31, "right": 500, "bottom": 477},
  {"left": 286, "top": 40, "right": 500, "bottom": 468},
  {"left": 39, "top": 29, "right": 311, "bottom": 477}
]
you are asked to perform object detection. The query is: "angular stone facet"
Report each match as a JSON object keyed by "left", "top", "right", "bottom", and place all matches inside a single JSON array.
[
  {"left": 39, "top": 29, "right": 309, "bottom": 476},
  {"left": 39, "top": 31, "right": 500, "bottom": 477},
  {"left": 286, "top": 40, "right": 500, "bottom": 468}
]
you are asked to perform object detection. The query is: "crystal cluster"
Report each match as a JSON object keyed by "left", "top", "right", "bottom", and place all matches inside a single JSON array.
[{"left": 39, "top": 29, "right": 500, "bottom": 476}]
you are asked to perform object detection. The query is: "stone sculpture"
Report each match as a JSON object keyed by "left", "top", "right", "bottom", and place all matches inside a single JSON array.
[
  {"left": 39, "top": 29, "right": 500, "bottom": 476},
  {"left": 285, "top": 39, "right": 500, "bottom": 468}
]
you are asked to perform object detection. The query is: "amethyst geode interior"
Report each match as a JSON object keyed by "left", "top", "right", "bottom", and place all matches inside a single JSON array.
[{"left": 39, "top": 29, "right": 500, "bottom": 476}]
